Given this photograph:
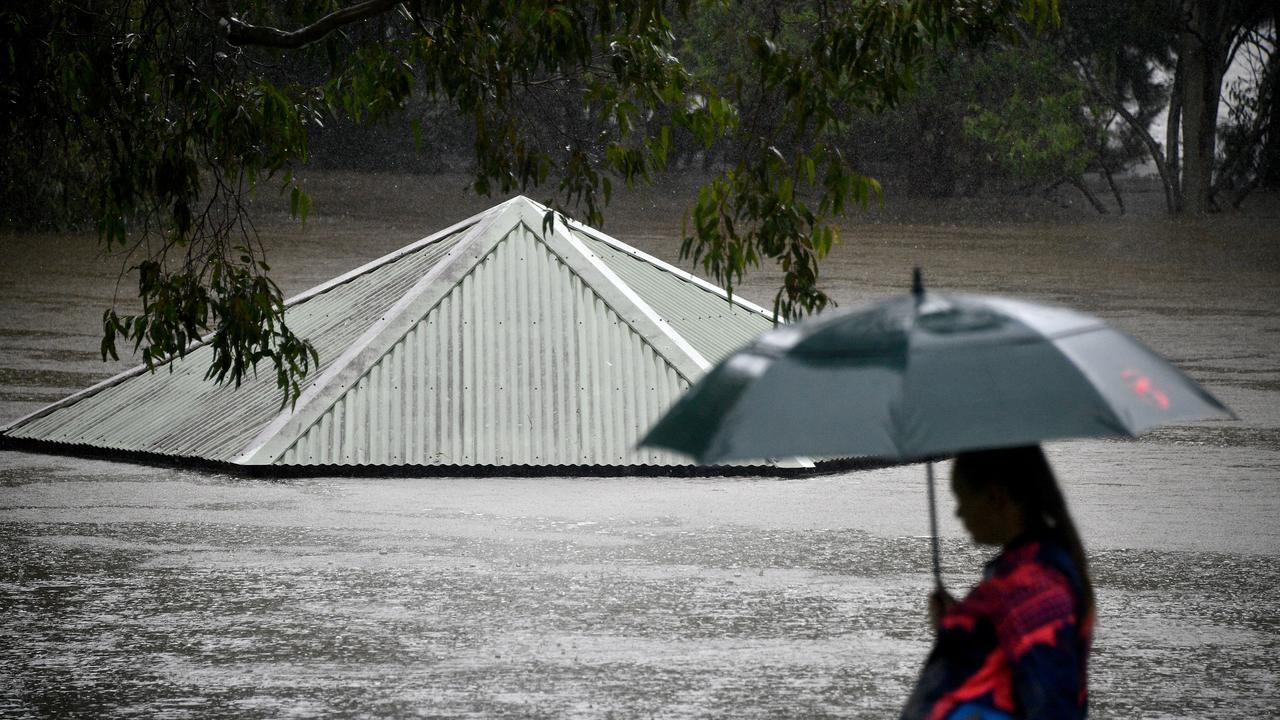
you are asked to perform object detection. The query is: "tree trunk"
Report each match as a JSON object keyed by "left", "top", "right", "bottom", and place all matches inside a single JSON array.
[
  {"left": 1177, "top": 0, "right": 1230, "bottom": 214},
  {"left": 1069, "top": 176, "right": 1109, "bottom": 214},
  {"left": 1165, "top": 55, "right": 1184, "bottom": 212},
  {"left": 1101, "top": 91, "right": 1179, "bottom": 214},
  {"left": 1262, "top": 8, "right": 1280, "bottom": 189},
  {"left": 1100, "top": 163, "right": 1127, "bottom": 214}
]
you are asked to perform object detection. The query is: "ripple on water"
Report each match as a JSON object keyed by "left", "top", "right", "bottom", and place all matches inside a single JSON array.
[{"left": 1, "top": 516, "right": 1277, "bottom": 717}]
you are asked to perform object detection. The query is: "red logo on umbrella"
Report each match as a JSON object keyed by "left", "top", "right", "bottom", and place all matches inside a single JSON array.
[{"left": 1122, "top": 370, "right": 1170, "bottom": 410}]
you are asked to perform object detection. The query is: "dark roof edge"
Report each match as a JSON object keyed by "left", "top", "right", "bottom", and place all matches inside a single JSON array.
[{"left": 0, "top": 435, "right": 889, "bottom": 479}]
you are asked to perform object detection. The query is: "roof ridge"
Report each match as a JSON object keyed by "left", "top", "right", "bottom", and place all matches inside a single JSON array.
[
  {"left": 496, "top": 196, "right": 773, "bottom": 321},
  {"left": 234, "top": 201, "right": 524, "bottom": 465},
  {"left": 471, "top": 197, "right": 723, "bottom": 383},
  {"left": 281, "top": 197, "right": 515, "bottom": 308},
  {"left": 570, "top": 223, "right": 776, "bottom": 320},
  {"left": 544, "top": 220, "right": 710, "bottom": 379}
]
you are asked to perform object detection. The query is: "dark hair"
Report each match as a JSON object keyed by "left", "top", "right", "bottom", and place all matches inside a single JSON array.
[{"left": 952, "top": 445, "right": 1095, "bottom": 616}]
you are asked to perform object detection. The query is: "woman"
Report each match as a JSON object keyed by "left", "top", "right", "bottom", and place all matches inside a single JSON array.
[{"left": 901, "top": 445, "right": 1094, "bottom": 720}]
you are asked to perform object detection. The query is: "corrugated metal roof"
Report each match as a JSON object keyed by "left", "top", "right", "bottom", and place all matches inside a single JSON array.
[
  {"left": 4, "top": 196, "right": 796, "bottom": 472},
  {"left": 4, "top": 216, "right": 475, "bottom": 460},
  {"left": 279, "top": 224, "right": 691, "bottom": 466},
  {"left": 573, "top": 227, "right": 776, "bottom": 364}
]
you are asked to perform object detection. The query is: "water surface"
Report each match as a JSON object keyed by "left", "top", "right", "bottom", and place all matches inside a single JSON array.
[{"left": 2, "top": 177, "right": 1278, "bottom": 717}]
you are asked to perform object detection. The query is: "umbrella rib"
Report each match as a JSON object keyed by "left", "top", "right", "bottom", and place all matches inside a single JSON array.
[{"left": 1043, "top": 323, "right": 1110, "bottom": 341}]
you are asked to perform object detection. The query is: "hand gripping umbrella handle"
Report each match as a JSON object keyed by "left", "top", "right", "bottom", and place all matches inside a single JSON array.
[{"left": 926, "top": 461, "right": 943, "bottom": 590}]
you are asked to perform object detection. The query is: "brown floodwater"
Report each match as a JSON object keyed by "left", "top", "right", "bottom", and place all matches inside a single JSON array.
[{"left": 1, "top": 174, "right": 1278, "bottom": 718}]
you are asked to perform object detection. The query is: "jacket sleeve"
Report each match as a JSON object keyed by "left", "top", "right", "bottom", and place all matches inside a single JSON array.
[{"left": 995, "top": 579, "right": 1084, "bottom": 720}]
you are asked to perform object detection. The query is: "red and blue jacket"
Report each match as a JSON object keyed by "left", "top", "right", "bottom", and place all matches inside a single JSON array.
[{"left": 901, "top": 533, "right": 1093, "bottom": 720}]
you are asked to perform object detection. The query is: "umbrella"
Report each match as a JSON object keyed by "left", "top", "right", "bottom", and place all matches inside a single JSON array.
[{"left": 640, "top": 269, "right": 1235, "bottom": 586}]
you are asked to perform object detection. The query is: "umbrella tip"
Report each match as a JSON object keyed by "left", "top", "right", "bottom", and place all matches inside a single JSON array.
[{"left": 912, "top": 267, "right": 924, "bottom": 298}]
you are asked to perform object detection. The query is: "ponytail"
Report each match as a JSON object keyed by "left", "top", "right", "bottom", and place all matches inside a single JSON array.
[{"left": 952, "top": 446, "right": 1095, "bottom": 617}]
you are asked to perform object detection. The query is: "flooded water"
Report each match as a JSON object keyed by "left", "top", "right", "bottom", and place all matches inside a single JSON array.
[{"left": 2, "top": 175, "right": 1278, "bottom": 717}]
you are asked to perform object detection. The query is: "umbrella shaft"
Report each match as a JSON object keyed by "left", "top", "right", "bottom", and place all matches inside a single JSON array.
[{"left": 927, "top": 461, "right": 943, "bottom": 589}]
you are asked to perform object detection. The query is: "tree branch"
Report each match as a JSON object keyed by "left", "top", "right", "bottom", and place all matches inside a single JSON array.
[
  {"left": 1071, "top": 50, "right": 1179, "bottom": 212},
  {"left": 1068, "top": 175, "right": 1109, "bottom": 214},
  {"left": 1099, "top": 161, "right": 1126, "bottom": 214},
  {"left": 219, "top": 0, "right": 400, "bottom": 49},
  {"left": 1211, "top": 96, "right": 1273, "bottom": 197}
]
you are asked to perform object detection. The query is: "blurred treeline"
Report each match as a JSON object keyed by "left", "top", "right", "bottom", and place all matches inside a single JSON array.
[
  {"left": 2, "top": 0, "right": 1275, "bottom": 227},
  {"left": 304, "top": 1, "right": 1277, "bottom": 213},
  {"left": 303, "top": 11, "right": 1124, "bottom": 198}
]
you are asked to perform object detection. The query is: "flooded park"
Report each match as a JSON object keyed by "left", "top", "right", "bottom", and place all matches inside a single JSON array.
[{"left": 2, "top": 176, "right": 1278, "bottom": 718}]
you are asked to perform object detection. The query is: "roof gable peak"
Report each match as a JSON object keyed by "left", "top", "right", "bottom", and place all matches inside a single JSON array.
[{"left": 235, "top": 199, "right": 715, "bottom": 465}]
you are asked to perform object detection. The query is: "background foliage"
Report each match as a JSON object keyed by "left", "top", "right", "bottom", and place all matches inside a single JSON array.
[{"left": 2, "top": 0, "right": 1274, "bottom": 404}]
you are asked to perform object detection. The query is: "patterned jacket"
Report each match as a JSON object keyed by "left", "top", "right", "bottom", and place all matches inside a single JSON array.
[{"left": 901, "top": 533, "right": 1093, "bottom": 720}]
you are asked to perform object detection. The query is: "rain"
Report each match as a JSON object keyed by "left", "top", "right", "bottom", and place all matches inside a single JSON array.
[{"left": 2, "top": 2, "right": 1279, "bottom": 718}]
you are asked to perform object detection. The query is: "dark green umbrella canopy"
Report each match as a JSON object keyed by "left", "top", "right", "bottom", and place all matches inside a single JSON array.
[
  {"left": 642, "top": 274, "right": 1235, "bottom": 589},
  {"left": 642, "top": 279, "right": 1235, "bottom": 465}
]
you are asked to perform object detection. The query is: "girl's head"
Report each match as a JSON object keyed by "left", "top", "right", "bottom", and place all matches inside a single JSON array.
[
  {"left": 951, "top": 445, "right": 1055, "bottom": 544},
  {"left": 951, "top": 445, "right": 1094, "bottom": 611}
]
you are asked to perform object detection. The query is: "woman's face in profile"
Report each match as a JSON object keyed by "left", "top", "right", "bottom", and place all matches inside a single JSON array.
[{"left": 951, "top": 468, "right": 1020, "bottom": 546}]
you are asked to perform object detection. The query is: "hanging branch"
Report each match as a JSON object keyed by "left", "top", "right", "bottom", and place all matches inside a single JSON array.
[
  {"left": 217, "top": 0, "right": 400, "bottom": 49},
  {"left": 1068, "top": 44, "right": 1181, "bottom": 213}
]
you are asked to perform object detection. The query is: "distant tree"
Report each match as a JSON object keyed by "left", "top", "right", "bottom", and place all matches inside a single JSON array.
[
  {"left": 959, "top": 43, "right": 1106, "bottom": 210},
  {"left": 1171, "top": 1, "right": 1275, "bottom": 213},
  {"left": 1212, "top": 15, "right": 1277, "bottom": 207},
  {"left": 828, "top": 40, "right": 1123, "bottom": 212},
  {"left": 0, "top": 0, "right": 1056, "bottom": 404},
  {"left": 835, "top": 50, "right": 976, "bottom": 199},
  {"left": 1059, "top": 0, "right": 1276, "bottom": 214}
]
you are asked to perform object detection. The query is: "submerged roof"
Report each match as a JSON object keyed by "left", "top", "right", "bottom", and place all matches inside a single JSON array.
[{"left": 3, "top": 196, "right": 788, "bottom": 472}]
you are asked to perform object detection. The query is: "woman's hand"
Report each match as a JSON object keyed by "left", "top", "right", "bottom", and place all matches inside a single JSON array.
[{"left": 928, "top": 587, "right": 956, "bottom": 629}]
